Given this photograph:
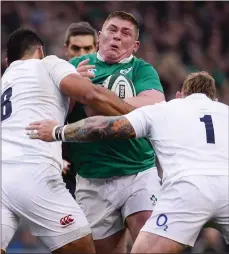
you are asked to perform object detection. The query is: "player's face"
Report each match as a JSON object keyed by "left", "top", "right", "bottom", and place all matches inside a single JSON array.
[
  {"left": 98, "top": 18, "right": 140, "bottom": 63},
  {"left": 65, "top": 35, "right": 96, "bottom": 60}
]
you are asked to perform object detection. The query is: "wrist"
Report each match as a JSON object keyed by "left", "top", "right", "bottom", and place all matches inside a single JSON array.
[{"left": 52, "top": 125, "right": 66, "bottom": 141}]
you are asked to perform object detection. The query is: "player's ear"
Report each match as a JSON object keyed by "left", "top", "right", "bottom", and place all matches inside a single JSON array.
[
  {"left": 38, "top": 46, "right": 45, "bottom": 59},
  {"left": 98, "top": 31, "right": 102, "bottom": 43},
  {"left": 134, "top": 41, "right": 140, "bottom": 53},
  {"left": 176, "top": 91, "right": 183, "bottom": 99},
  {"left": 95, "top": 37, "right": 99, "bottom": 51}
]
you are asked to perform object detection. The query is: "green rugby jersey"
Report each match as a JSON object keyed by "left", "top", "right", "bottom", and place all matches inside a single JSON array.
[{"left": 67, "top": 53, "right": 163, "bottom": 178}]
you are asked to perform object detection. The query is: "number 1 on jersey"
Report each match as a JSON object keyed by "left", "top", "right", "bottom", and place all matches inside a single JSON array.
[{"left": 200, "top": 115, "right": 215, "bottom": 144}]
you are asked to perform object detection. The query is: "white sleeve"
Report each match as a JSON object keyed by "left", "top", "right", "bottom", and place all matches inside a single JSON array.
[
  {"left": 125, "top": 105, "right": 153, "bottom": 138},
  {"left": 125, "top": 102, "right": 167, "bottom": 139},
  {"left": 42, "top": 55, "right": 78, "bottom": 88}
]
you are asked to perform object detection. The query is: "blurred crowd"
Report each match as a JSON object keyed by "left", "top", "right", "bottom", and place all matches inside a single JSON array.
[
  {"left": 2, "top": 1, "right": 229, "bottom": 103},
  {"left": 1, "top": 1, "right": 229, "bottom": 253}
]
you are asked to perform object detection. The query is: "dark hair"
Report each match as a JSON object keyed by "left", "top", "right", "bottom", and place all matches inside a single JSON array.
[
  {"left": 183, "top": 71, "right": 216, "bottom": 100},
  {"left": 64, "top": 22, "right": 97, "bottom": 46},
  {"left": 104, "top": 11, "right": 139, "bottom": 39},
  {"left": 6, "top": 28, "right": 44, "bottom": 64}
]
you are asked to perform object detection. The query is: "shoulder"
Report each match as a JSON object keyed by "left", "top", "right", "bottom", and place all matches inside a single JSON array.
[
  {"left": 132, "top": 57, "right": 160, "bottom": 81},
  {"left": 131, "top": 57, "right": 163, "bottom": 92},
  {"left": 152, "top": 99, "right": 183, "bottom": 113},
  {"left": 167, "top": 98, "right": 182, "bottom": 104},
  {"left": 42, "top": 55, "right": 69, "bottom": 68},
  {"left": 131, "top": 101, "right": 168, "bottom": 123},
  {"left": 41, "top": 55, "right": 76, "bottom": 78},
  {"left": 133, "top": 57, "right": 157, "bottom": 72},
  {"left": 43, "top": 55, "right": 64, "bottom": 63},
  {"left": 166, "top": 98, "right": 185, "bottom": 108},
  {"left": 140, "top": 101, "right": 168, "bottom": 114},
  {"left": 212, "top": 100, "right": 229, "bottom": 112}
]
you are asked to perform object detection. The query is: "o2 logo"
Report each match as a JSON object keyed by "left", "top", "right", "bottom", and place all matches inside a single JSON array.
[{"left": 156, "top": 213, "right": 168, "bottom": 231}]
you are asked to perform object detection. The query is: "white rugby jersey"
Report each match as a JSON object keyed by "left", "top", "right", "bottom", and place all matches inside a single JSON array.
[
  {"left": 1, "top": 55, "right": 76, "bottom": 169},
  {"left": 126, "top": 94, "right": 229, "bottom": 181}
]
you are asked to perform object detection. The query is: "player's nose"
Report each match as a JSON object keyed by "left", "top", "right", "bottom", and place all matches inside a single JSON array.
[
  {"left": 113, "top": 31, "right": 121, "bottom": 41},
  {"left": 78, "top": 50, "right": 86, "bottom": 57}
]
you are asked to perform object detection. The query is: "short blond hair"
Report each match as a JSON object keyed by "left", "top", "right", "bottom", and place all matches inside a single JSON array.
[{"left": 182, "top": 71, "right": 216, "bottom": 100}]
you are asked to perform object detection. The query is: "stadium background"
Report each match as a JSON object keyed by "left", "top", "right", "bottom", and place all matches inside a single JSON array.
[{"left": 1, "top": 1, "right": 229, "bottom": 253}]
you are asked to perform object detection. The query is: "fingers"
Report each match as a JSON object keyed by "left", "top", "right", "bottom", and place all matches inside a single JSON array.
[
  {"left": 78, "top": 71, "right": 95, "bottom": 79},
  {"left": 25, "top": 119, "right": 52, "bottom": 128},
  {"left": 77, "top": 65, "right": 95, "bottom": 72},
  {"left": 62, "top": 169, "right": 67, "bottom": 175},
  {"left": 77, "top": 66, "right": 95, "bottom": 76},
  {"left": 25, "top": 119, "right": 59, "bottom": 141},
  {"left": 76, "top": 60, "right": 95, "bottom": 79},
  {"left": 84, "top": 77, "right": 92, "bottom": 82},
  {"left": 62, "top": 160, "right": 71, "bottom": 175},
  {"left": 77, "top": 59, "right": 90, "bottom": 67},
  {"left": 25, "top": 120, "right": 59, "bottom": 130},
  {"left": 29, "top": 135, "right": 40, "bottom": 139},
  {"left": 25, "top": 121, "right": 42, "bottom": 127},
  {"left": 25, "top": 124, "right": 40, "bottom": 130},
  {"left": 26, "top": 129, "right": 40, "bottom": 139}
]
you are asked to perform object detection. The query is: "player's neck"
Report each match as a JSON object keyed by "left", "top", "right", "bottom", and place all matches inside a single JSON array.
[
  {"left": 20, "top": 55, "right": 40, "bottom": 61},
  {"left": 97, "top": 51, "right": 133, "bottom": 64},
  {"left": 20, "top": 50, "right": 43, "bottom": 61}
]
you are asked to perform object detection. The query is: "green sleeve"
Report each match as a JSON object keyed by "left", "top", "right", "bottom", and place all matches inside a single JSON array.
[
  {"left": 69, "top": 55, "right": 88, "bottom": 67},
  {"left": 134, "top": 60, "right": 164, "bottom": 94}
]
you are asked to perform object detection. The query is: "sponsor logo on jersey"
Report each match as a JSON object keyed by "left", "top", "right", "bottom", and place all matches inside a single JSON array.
[
  {"left": 60, "top": 214, "right": 74, "bottom": 227},
  {"left": 120, "top": 67, "right": 132, "bottom": 75},
  {"left": 88, "top": 69, "right": 97, "bottom": 74},
  {"left": 150, "top": 194, "right": 158, "bottom": 206},
  {"left": 156, "top": 214, "right": 168, "bottom": 231}
]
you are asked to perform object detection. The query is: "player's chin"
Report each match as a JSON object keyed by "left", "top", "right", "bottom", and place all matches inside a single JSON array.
[{"left": 106, "top": 49, "right": 120, "bottom": 58}]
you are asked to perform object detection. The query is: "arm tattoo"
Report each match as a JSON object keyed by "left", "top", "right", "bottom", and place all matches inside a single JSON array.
[{"left": 64, "top": 116, "right": 136, "bottom": 142}]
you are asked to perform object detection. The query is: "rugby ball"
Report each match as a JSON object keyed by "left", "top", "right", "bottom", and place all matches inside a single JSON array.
[{"left": 102, "top": 73, "right": 136, "bottom": 99}]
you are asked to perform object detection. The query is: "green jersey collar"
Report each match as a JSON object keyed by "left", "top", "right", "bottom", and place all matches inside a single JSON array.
[{"left": 97, "top": 52, "right": 133, "bottom": 64}]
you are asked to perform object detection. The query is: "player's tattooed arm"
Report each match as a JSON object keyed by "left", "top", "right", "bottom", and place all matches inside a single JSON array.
[
  {"left": 64, "top": 116, "right": 136, "bottom": 142},
  {"left": 26, "top": 116, "right": 136, "bottom": 142}
]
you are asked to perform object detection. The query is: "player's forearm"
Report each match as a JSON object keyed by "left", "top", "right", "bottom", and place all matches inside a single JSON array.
[
  {"left": 58, "top": 116, "right": 136, "bottom": 142},
  {"left": 84, "top": 86, "right": 135, "bottom": 116},
  {"left": 124, "top": 90, "right": 165, "bottom": 108},
  {"left": 60, "top": 74, "right": 134, "bottom": 116}
]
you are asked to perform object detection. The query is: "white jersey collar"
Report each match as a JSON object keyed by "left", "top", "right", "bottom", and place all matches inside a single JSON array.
[
  {"left": 185, "top": 93, "right": 211, "bottom": 100},
  {"left": 97, "top": 52, "right": 133, "bottom": 64}
]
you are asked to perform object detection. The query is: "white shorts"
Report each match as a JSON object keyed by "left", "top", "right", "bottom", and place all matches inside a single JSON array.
[
  {"left": 141, "top": 175, "right": 229, "bottom": 247},
  {"left": 75, "top": 167, "right": 161, "bottom": 240},
  {"left": 1, "top": 163, "right": 91, "bottom": 252}
]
